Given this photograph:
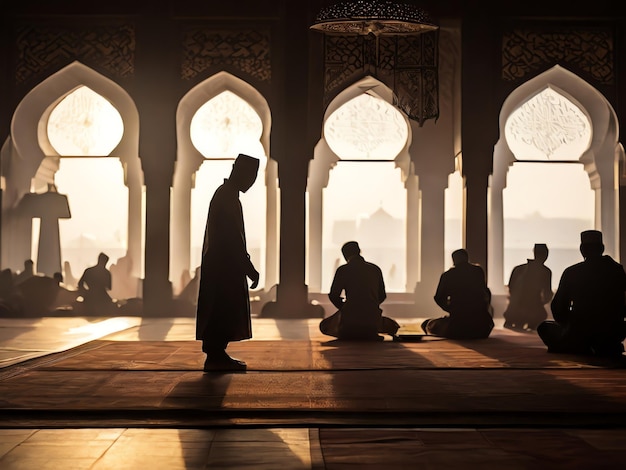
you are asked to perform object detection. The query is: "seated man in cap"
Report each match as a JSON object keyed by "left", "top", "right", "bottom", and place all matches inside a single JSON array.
[
  {"left": 537, "top": 230, "right": 626, "bottom": 357},
  {"left": 503, "top": 243, "right": 553, "bottom": 331},
  {"left": 421, "top": 248, "right": 494, "bottom": 339},
  {"left": 320, "top": 241, "right": 400, "bottom": 341}
]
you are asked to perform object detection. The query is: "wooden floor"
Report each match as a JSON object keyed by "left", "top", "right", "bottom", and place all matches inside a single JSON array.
[{"left": 1, "top": 317, "right": 626, "bottom": 469}]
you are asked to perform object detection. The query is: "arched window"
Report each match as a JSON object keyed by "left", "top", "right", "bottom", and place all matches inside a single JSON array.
[
  {"left": 189, "top": 91, "right": 267, "bottom": 287},
  {"left": 488, "top": 65, "right": 621, "bottom": 301},
  {"left": 46, "top": 86, "right": 130, "bottom": 283},
  {"left": 173, "top": 72, "right": 275, "bottom": 300},
  {"left": 502, "top": 87, "right": 594, "bottom": 289},
  {"left": 48, "top": 86, "right": 124, "bottom": 156},
  {"left": 309, "top": 89, "right": 410, "bottom": 293}
]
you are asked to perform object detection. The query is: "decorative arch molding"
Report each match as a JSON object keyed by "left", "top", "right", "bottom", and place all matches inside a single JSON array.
[
  {"left": 310, "top": 75, "right": 412, "bottom": 193},
  {"left": 307, "top": 75, "right": 413, "bottom": 293},
  {"left": 2, "top": 61, "right": 143, "bottom": 276},
  {"left": 171, "top": 71, "right": 277, "bottom": 290},
  {"left": 489, "top": 64, "right": 622, "bottom": 295},
  {"left": 176, "top": 71, "right": 271, "bottom": 175}
]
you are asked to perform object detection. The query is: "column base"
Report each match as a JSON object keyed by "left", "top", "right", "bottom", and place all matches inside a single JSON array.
[
  {"left": 259, "top": 300, "right": 325, "bottom": 318},
  {"left": 258, "top": 283, "right": 325, "bottom": 318},
  {"left": 413, "top": 282, "right": 440, "bottom": 318},
  {"left": 141, "top": 278, "right": 174, "bottom": 316}
]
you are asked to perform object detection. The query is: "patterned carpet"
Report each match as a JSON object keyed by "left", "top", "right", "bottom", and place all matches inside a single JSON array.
[{"left": 1, "top": 330, "right": 625, "bottom": 428}]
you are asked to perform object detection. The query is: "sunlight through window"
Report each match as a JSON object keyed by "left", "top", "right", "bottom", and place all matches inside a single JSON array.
[
  {"left": 445, "top": 169, "right": 463, "bottom": 270},
  {"left": 321, "top": 92, "right": 408, "bottom": 292},
  {"left": 45, "top": 86, "right": 129, "bottom": 283},
  {"left": 503, "top": 162, "right": 594, "bottom": 289},
  {"left": 503, "top": 86, "right": 594, "bottom": 289},
  {"left": 55, "top": 158, "right": 129, "bottom": 278},
  {"left": 323, "top": 163, "right": 407, "bottom": 291}
]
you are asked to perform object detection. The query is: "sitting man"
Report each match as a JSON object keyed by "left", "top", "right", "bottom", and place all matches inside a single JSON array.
[
  {"left": 422, "top": 248, "right": 494, "bottom": 339},
  {"left": 503, "top": 243, "right": 553, "bottom": 331},
  {"left": 320, "top": 241, "right": 399, "bottom": 341},
  {"left": 77, "top": 252, "right": 116, "bottom": 316},
  {"left": 537, "top": 230, "right": 626, "bottom": 357}
]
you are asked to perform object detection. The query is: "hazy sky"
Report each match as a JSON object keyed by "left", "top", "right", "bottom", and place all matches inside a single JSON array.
[
  {"left": 504, "top": 162, "right": 594, "bottom": 219},
  {"left": 55, "top": 158, "right": 128, "bottom": 275}
]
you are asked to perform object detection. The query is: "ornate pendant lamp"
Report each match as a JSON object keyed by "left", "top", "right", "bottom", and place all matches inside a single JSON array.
[
  {"left": 310, "top": 0, "right": 439, "bottom": 125},
  {"left": 310, "top": 0, "right": 438, "bottom": 36}
]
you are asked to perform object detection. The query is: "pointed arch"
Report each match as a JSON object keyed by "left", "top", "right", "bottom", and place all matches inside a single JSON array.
[
  {"left": 2, "top": 61, "right": 143, "bottom": 282},
  {"left": 307, "top": 76, "right": 414, "bottom": 294},
  {"left": 489, "top": 65, "right": 622, "bottom": 295},
  {"left": 172, "top": 71, "right": 276, "bottom": 296},
  {"left": 10, "top": 61, "right": 139, "bottom": 186}
]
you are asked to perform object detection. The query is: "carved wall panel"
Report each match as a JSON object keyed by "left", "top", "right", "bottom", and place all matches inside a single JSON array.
[
  {"left": 392, "top": 33, "right": 439, "bottom": 125},
  {"left": 502, "top": 28, "right": 613, "bottom": 85},
  {"left": 323, "top": 35, "right": 366, "bottom": 92},
  {"left": 323, "top": 32, "right": 439, "bottom": 125},
  {"left": 15, "top": 22, "right": 135, "bottom": 84},
  {"left": 181, "top": 27, "right": 271, "bottom": 83}
]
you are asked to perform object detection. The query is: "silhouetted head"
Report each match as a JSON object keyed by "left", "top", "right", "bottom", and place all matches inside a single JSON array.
[
  {"left": 97, "top": 252, "right": 110, "bottom": 266},
  {"left": 229, "top": 154, "right": 259, "bottom": 192},
  {"left": 451, "top": 249, "right": 469, "bottom": 266},
  {"left": 580, "top": 230, "right": 604, "bottom": 259},
  {"left": 341, "top": 241, "right": 361, "bottom": 261},
  {"left": 533, "top": 243, "right": 549, "bottom": 262}
]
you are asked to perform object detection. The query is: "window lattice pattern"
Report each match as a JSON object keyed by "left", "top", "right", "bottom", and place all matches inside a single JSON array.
[
  {"left": 325, "top": 93, "right": 408, "bottom": 160},
  {"left": 190, "top": 91, "right": 264, "bottom": 159},
  {"left": 47, "top": 86, "right": 124, "bottom": 157},
  {"left": 505, "top": 87, "right": 591, "bottom": 160}
]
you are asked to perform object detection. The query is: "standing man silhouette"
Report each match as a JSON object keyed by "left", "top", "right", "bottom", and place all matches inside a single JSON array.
[
  {"left": 197, "top": 154, "right": 260, "bottom": 371},
  {"left": 537, "top": 230, "right": 626, "bottom": 357}
]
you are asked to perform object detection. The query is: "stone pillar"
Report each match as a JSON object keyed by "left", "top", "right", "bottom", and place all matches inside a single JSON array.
[
  {"left": 142, "top": 171, "right": 173, "bottom": 315},
  {"left": 265, "top": 159, "right": 279, "bottom": 289},
  {"left": 405, "top": 171, "right": 420, "bottom": 291},
  {"left": 413, "top": 174, "right": 447, "bottom": 317},
  {"left": 126, "top": 157, "right": 144, "bottom": 282},
  {"left": 261, "top": 158, "right": 323, "bottom": 318},
  {"left": 135, "top": 11, "right": 176, "bottom": 315},
  {"left": 170, "top": 165, "right": 194, "bottom": 293}
]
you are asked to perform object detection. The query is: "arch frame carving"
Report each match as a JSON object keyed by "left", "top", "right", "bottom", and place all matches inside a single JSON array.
[
  {"left": 307, "top": 75, "right": 413, "bottom": 293},
  {"left": 2, "top": 61, "right": 143, "bottom": 277},
  {"left": 489, "top": 64, "right": 621, "bottom": 295},
  {"left": 172, "top": 71, "right": 277, "bottom": 291}
]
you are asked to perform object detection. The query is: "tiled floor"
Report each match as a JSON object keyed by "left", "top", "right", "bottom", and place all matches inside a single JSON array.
[
  {"left": 1, "top": 316, "right": 625, "bottom": 469},
  {"left": 0, "top": 428, "right": 316, "bottom": 470},
  {"left": 2, "top": 426, "right": 626, "bottom": 469}
]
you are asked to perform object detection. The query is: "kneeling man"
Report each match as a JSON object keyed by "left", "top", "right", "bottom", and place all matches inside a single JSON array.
[{"left": 320, "top": 241, "right": 399, "bottom": 341}]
